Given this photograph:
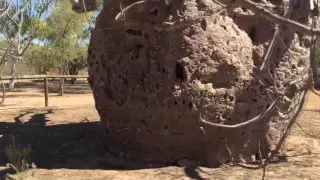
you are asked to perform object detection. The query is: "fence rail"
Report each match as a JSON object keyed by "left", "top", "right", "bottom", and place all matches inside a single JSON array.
[
  {"left": 0, "top": 74, "right": 89, "bottom": 107},
  {"left": 0, "top": 75, "right": 89, "bottom": 80}
]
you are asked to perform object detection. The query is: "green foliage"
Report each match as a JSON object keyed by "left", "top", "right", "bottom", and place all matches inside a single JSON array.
[
  {"left": 1, "top": 0, "right": 92, "bottom": 75},
  {"left": 25, "top": 45, "right": 54, "bottom": 74},
  {"left": 5, "top": 135, "right": 32, "bottom": 173},
  {"left": 0, "top": 40, "right": 37, "bottom": 75},
  {"left": 25, "top": 0, "right": 91, "bottom": 74},
  {"left": 22, "top": 17, "right": 48, "bottom": 38},
  {"left": 0, "top": 0, "right": 49, "bottom": 40},
  {"left": 0, "top": 1, "right": 17, "bottom": 37},
  {"left": 96, "top": 0, "right": 104, "bottom": 11}
]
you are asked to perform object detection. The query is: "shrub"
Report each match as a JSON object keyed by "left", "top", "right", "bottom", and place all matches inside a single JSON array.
[{"left": 4, "top": 135, "right": 31, "bottom": 173}]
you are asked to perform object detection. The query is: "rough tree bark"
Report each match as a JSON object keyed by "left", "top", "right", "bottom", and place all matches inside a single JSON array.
[
  {"left": 75, "top": 0, "right": 314, "bottom": 167},
  {"left": 8, "top": 56, "right": 20, "bottom": 89}
]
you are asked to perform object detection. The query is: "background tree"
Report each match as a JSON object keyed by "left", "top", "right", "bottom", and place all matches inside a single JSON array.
[
  {"left": 0, "top": 0, "right": 52, "bottom": 89},
  {"left": 1, "top": 0, "right": 95, "bottom": 86},
  {"left": 25, "top": 0, "right": 93, "bottom": 77}
]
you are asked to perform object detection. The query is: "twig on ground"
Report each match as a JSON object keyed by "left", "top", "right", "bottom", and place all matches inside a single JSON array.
[
  {"left": 224, "top": 139, "right": 265, "bottom": 169},
  {"left": 224, "top": 139, "right": 236, "bottom": 165},
  {"left": 295, "top": 121, "right": 318, "bottom": 138},
  {"left": 266, "top": 89, "right": 309, "bottom": 166}
]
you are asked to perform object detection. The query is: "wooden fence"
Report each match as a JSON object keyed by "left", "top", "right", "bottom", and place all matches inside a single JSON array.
[{"left": 0, "top": 75, "right": 89, "bottom": 107}]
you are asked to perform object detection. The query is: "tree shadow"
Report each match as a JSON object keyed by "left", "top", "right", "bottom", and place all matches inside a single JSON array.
[
  {"left": 0, "top": 109, "right": 214, "bottom": 180},
  {"left": 0, "top": 115, "right": 106, "bottom": 170},
  {"left": 14, "top": 109, "right": 53, "bottom": 125},
  {"left": 0, "top": 110, "right": 167, "bottom": 170}
]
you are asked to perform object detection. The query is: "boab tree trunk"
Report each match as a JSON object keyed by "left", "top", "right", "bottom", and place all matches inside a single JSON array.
[{"left": 85, "top": 0, "right": 312, "bottom": 166}]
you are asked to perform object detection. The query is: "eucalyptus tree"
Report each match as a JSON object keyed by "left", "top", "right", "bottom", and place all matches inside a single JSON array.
[{"left": 0, "top": 0, "right": 52, "bottom": 89}]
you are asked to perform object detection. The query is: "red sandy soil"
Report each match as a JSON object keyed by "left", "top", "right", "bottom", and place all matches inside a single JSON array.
[{"left": 0, "top": 80, "right": 319, "bottom": 180}]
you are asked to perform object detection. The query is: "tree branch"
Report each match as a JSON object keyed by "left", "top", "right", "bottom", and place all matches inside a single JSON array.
[
  {"left": 0, "top": 0, "right": 13, "bottom": 18},
  {"left": 218, "top": 0, "right": 317, "bottom": 36},
  {"left": 115, "top": 0, "right": 160, "bottom": 20},
  {"left": 2, "top": 31, "right": 17, "bottom": 49},
  {"left": 199, "top": 99, "right": 277, "bottom": 129},
  {"left": 0, "top": 51, "right": 19, "bottom": 59},
  {"left": 259, "top": 25, "right": 279, "bottom": 71},
  {"left": 5, "top": 0, "right": 31, "bottom": 23}
]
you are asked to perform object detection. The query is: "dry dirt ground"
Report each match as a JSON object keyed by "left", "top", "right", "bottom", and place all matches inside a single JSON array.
[{"left": 0, "top": 79, "right": 320, "bottom": 180}]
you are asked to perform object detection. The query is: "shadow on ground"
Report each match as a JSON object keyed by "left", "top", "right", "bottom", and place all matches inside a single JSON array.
[
  {"left": 0, "top": 109, "right": 210, "bottom": 180},
  {"left": 0, "top": 109, "right": 107, "bottom": 169}
]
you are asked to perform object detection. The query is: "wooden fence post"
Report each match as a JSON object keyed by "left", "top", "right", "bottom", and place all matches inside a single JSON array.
[
  {"left": 59, "top": 78, "right": 64, "bottom": 96},
  {"left": 44, "top": 77, "right": 48, "bottom": 107},
  {"left": 0, "top": 74, "right": 89, "bottom": 107}
]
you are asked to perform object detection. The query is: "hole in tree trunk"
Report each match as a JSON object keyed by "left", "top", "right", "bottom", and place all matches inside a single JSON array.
[{"left": 175, "top": 62, "right": 185, "bottom": 82}]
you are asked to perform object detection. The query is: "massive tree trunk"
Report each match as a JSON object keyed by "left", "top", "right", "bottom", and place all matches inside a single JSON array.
[{"left": 87, "top": 0, "right": 312, "bottom": 166}]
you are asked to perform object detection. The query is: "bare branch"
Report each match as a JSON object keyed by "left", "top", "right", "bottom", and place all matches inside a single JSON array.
[
  {"left": 295, "top": 121, "right": 318, "bottom": 138},
  {"left": 216, "top": 87, "right": 308, "bottom": 170},
  {"left": 259, "top": 26, "right": 280, "bottom": 71},
  {"left": 0, "top": 0, "right": 13, "bottom": 18},
  {"left": 223, "top": 139, "right": 264, "bottom": 169},
  {"left": 115, "top": 0, "right": 160, "bottom": 20},
  {"left": 94, "top": 9, "right": 225, "bottom": 33},
  {"left": 90, "top": 0, "right": 318, "bottom": 37},
  {"left": 36, "top": 0, "right": 52, "bottom": 18},
  {"left": 5, "top": 0, "right": 31, "bottom": 22},
  {"left": 224, "top": 139, "right": 236, "bottom": 165},
  {"left": 0, "top": 51, "right": 19, "bottom": 59},
  {"left": 0, "top": 47, "right": 15, "bottom": 53},
  {"left": 14, "top": 0, "right": 52, "bottom": 56},
  {"left": 7, "top": 9, "right": 19, "bottom": 26},
  {"left": 81, "top": 0, "right": 93, "bottom": 26},
  {"left": 1, "top": 31, "right": 16, "bottom": 49},
  {"left": 267, "top": 89, "right": 308, "bottom": 163},
  {"left": 199, "top": 100, "right": 277, "bottom": 129},
  {"left": 214, "top": 0, "right": 320, "bottom": 36}
]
